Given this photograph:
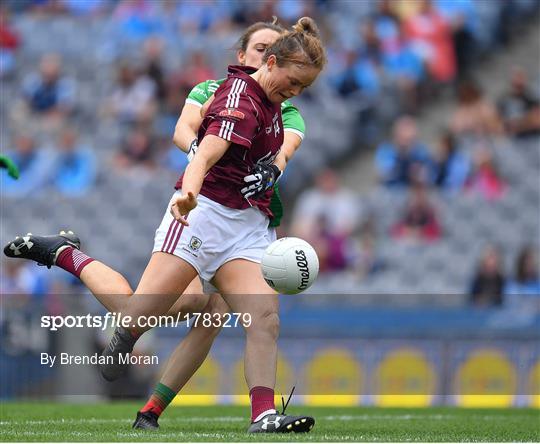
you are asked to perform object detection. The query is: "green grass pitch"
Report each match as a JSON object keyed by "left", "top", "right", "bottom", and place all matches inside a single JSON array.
[{"left": 0, "top": 403, "right": 538, "bottom": 442}]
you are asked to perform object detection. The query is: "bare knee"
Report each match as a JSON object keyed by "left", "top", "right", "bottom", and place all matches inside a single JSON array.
[
  {"left": 207, "top": 293, "right": 230, "bottom": 316},
  {"left": 246, "top": 310, "right": 280, "bottom": 341},
  {"left": 189, "top": 294, "right": 230, "bottom": 339},
  {"left": 183, "top": 293, "right": 209, "bottom": 313},
  {"left": 192, "top": 317, "right": 222, "bottom": 341},
  {"left": 105, "top": 281, "right": 133, "bottom": 312},
  {"left": 167, "top": 293, "right": 209, "bottom": 316}
]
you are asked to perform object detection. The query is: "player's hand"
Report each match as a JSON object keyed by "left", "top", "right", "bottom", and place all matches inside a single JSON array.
[
  {"left": 170, "top": 192, "right": 197, "bottom": 226},
  {"left": 241, "top": 164, "right": 282, "bottom": 200},
  {"left": 187, "top": 139, "right": 198, "bottom": 162}
]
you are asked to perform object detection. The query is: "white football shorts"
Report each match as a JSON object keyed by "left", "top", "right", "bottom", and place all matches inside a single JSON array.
[{"left": 153, "top": 191, "right": 276, "bottom": 282}]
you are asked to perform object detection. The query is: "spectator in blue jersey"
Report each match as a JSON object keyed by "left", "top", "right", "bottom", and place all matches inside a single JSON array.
[
  {"left": 21, "top": 53, "right": 76, "bottom": 117},
  {"left": 61, "top": 0, "right": 108, "bottom": 17},
  {"left": 112, "top": 0, "right": 164, "bottom": 41},
  {"left": 375, "top": 115, "right": 432, "bottom": 187},
  {"left": 175, "top": 0, "right": 233, "bottom": 35},
  {"left": 275, "top": 0, "right": 313, "bottom": 24},
  {"left": 0, "top": 260, "right": 52, "bottom": 306},
  {"left": 332, "top": 21, "right": 384, "bottom": 99},
  {"left": 372, "top": 0, "right": 400, "bottom": 50},
  {"left": 381, "top": 23, "right": 424, "bottom": 113},
  {"left": 332, "top": 50, "right": 363, "bottom": 98},
  {"left": 432, "top": 130, "right": 470, "bottom": 193},
  {"left": 2, "top": 133, "right": 56, "bottom": 198},
  {"left": 52, "top": 127, "right": 97, "bottom": 197}
]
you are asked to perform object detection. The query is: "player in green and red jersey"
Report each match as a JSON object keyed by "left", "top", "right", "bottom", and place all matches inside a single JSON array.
[{"left": 131, "top": 19, "right": 308, "bottom": 430}]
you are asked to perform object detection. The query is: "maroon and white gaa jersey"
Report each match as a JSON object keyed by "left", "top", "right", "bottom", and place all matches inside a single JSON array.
[{"left": 176, "top": 65, "right": 283, "bottom": 218}]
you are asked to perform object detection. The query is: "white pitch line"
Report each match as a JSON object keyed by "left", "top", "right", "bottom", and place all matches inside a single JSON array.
[
  {"left": 320, "top": 414, "right": 520, "bottom": 421},
  {"left": 321, "top": 414, "right": 453, "bottom": 421},
  {"left": 0, "top": 416, "right": 247, "bottom": 426},
  {"left": 4, "top": 429, "right": 231, "bottom": 440},
  {"left": 0, "top": 418, "right": 129, "bottom": 426},
  {"left": 0, "top": 413, "right": 522, "bottom": 428}
]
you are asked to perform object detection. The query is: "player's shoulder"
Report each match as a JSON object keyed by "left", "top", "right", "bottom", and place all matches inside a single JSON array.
[
  {"left": 220, "top": 68, "right": 259, "bottom": 98},
  {"left": 187, "top": 78, "right": 225, "bottom": 106},
  {"left": 217, "top": 76, "right": 262, "bottom": 108},
  {"left": 219, "top": 75, "right": 251, "bottom": 93},
  {"left": 190, "top": 79, "right": 216, "bottom": 94},
  {"left": 208, "top": 78, "right": 224, "bottom": 93}
]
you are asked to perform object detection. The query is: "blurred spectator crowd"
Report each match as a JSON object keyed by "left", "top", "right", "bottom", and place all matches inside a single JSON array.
[{"left": 1, "top": 0, "right": 539, "bottom": 310}]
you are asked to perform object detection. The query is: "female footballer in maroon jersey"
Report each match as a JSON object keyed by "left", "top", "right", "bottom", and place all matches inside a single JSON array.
[
  {"left": 136, "top": 18, "right": 325, "bottom": 431},
  {"left": 4, "top": 17, "right": 326, "bottom": 433}
]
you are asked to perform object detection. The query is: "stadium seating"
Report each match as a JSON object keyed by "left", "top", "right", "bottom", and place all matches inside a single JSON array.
[{"left": 1, "top": 1, "right": 539, "bottom": 302}]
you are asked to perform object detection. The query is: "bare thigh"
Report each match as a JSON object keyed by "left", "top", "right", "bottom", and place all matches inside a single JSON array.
[{"left": 121, "top": 252, "right": 198, "bottom": 325}]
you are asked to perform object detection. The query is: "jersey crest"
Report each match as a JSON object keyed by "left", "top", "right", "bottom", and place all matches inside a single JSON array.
[{"left": 218, "top": 108, "right": 245, "bottom": 120}]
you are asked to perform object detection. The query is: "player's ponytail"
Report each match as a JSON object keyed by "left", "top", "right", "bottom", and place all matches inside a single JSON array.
[
  {"left": 263, "top": 16, "right": 326, "bottom": 71},
  {"left": 291, "top": 17, "right": 321, "bottom": 39}
]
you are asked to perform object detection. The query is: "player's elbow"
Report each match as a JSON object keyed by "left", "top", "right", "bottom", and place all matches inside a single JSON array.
[{"left": 172, "top": 124, "right": 183, "bottom": 149}]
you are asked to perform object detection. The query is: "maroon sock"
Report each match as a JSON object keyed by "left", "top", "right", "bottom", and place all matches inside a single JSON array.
[
  {"left": 56, "top": 247, "right": 94, "bottom": 278},
  {"left": 250, "top": 386, "right": 276, "bottom": 422}
]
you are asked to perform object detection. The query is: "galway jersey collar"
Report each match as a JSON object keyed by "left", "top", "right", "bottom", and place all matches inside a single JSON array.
[{"left": 226, "top": 65, "right": 272, "bottom": 107}]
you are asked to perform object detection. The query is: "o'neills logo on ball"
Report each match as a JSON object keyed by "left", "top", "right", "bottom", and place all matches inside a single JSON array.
[{"left": 295, "top": 249, "right": 310, "bottom": 291}]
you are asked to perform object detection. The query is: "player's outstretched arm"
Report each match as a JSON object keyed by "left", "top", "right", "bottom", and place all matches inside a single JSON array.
[{"left": 171, "top": 134, "right": 230, "bottom": 225}]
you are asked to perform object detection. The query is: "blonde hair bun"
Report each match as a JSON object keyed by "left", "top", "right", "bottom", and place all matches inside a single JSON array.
[{"left": 292, "top": 17, "right": 321, "bottom": 38}]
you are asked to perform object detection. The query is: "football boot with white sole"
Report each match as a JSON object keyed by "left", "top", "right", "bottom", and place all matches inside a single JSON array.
[{"left": 3, "top": 231, "right": 80, "bottom": 268}]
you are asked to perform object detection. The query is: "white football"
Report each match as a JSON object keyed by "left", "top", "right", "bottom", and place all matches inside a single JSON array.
[{"left": 261, "top": 237, "right": 319, "bottom": 294}]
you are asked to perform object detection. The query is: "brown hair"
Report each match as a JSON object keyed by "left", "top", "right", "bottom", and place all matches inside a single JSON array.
[
  {"left": 263, "top": 17, "right": 327, "bottom": 70},
  {"left": 235, "top": 17, "right": 285, "bottom": 52}
]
